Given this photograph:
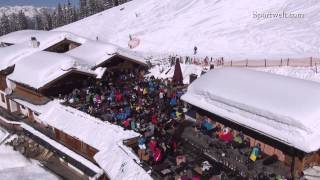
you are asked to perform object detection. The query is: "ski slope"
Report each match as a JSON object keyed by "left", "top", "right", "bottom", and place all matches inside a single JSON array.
[{"left": 56, "top": 0, "right": 320, "bottom": 59}]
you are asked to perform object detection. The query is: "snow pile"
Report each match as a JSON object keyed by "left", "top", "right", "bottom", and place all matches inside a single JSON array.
[
  {"left": 57, "top": 0, "right": 320, "bottom": 59},
  {"left": 38, "top": 104, "right": 151, "bottom": 180},
  {"left": 182, "top": 68, "right": 320, "bottom": 152}
]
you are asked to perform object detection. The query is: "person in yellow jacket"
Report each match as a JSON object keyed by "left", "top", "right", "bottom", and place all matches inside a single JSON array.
[{"left": 143, "top": 87, "right": 148, "bottom": 95}]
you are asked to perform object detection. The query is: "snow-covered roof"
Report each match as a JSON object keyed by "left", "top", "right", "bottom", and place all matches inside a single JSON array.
[
  {"left": 0, "top": 29, "right": 146, "bottom": 88},
  {"left": 66, "top": 40, "right": 116, "bottom": 66},
  {"left": 182, "top": 68, "right": 320, "bottom": 153},
  {"left": 38, "top": 104, "right": 151, "bottom": 180},
  {"left": 0, "top": 30, "right": 85, "bottom": 45},
  {"left": 7, "top": 51, "right": 95, "bottom": 89},
  {"left": 0, "top": 30, "right": 86, "bottom": 72}
]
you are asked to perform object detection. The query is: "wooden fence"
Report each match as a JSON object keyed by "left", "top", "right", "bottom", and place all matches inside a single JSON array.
[{"left": 222, "top": 57, "right": 320, "bottom": 68}]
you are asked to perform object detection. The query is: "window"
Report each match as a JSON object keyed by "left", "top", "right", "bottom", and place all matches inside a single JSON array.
[
  {"left": 1, "top": 93, "right": 5, "bottom": 103},
  {"left": 44, "top": 39, "right": 81, "bottom": 53},
  {"left": 21, "top": 105, "right": 26, "bottom": 110}
]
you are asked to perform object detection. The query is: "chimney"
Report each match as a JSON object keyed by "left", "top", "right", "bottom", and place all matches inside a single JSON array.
[{"left": 31, "top": 37, "right": 39, "bottom": 48}]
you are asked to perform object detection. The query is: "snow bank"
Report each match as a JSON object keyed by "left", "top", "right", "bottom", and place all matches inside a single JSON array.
[
  {"left": 182, "top": 68, "right": 320, "bottom": 152},
  {"left": 57, "top": 0, "right": 320, "bottom": 59}
]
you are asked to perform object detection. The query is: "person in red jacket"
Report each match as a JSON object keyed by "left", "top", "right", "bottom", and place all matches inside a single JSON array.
[
  {"left": 148, "top": 137, "right": 157, "bottom": 153},
  {"left": 153, "top": 147, "right": 163, "bottom": 163},
  {"left": 151, "top": 115, "right": 158, "bottom": 125},
  {"left": 219, "top": 128, "right": 234, "bottom": 142},
  {"left": 115, "top": 90, "right": 122, "bottom": 102}
]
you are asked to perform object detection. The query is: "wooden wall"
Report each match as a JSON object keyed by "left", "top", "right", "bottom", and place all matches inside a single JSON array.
[
  {"left": 0, "top": 74, "right": 7, "bottom": 91},
  {"left": 194, "top": 107, "right": 320, "bottom": 175},
  {"left": 53, "top": 127, "right": 98, "bottom": 162},
  {"left": 14, "top": 84, "right": 47, "bottom": 104}
]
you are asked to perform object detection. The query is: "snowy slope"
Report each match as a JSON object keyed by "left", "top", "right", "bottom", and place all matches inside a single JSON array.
[
  {"left": 0, "top": 6, "right": 53, "bottom": 18},
  {"left": 56, "top": 0, "right": 320, "bottom": 59}
]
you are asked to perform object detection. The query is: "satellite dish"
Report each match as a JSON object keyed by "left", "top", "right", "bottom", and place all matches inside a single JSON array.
[{"left": 4, "top": 88, "right": 12, "bottom": 95}]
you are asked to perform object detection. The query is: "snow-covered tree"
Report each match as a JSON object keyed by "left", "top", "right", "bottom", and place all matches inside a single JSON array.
[
  {"left": 17, "top": 10, "right": 28, "bottom": 30},
  {"left": 34, "top": 14, "right": 43, "bottom": 30},
  {"left": 56, "top": 3, "right": 65, "bottom": 27},
  {"left": 0, "top": 13, "right": 10, "bottom": 35},
  {"left": 79, "top": 0, "right": 88, "bottom": 18},
  {"left": 43, "top": 11, "right": 53, "bottom": 30},
  {"left": 88, "top": 0, "right": 97, "bottom": 15}
]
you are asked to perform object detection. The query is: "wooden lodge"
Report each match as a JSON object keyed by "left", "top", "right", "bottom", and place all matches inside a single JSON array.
[
  {"left": 182, "top": 68, "right": 320, "bottom": 178},
  {"left": 0, "top": 30, "right": 150, "bottom": 180}
]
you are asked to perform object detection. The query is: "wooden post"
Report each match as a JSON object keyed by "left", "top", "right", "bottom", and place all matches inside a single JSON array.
[
  {"left": 281, "top": 58, "right": 283, "bottom": 67},
  {"left": 310, "top": 57, "right": 313, "bottom": 67},
  {"left": 231, "top": 60, "right": 233, "bottom": 67},
  {"left": 287, "top": 58, "right": 289, "bottom": 66},
  {"left": 246, "top": 59, "right": 248, "bottom": 67},
  {"left": 290, "top": 147, "right": 297, "bottom": 180},
  {"left": 264, "top": 59, "right": 267, "bottom": 67}
]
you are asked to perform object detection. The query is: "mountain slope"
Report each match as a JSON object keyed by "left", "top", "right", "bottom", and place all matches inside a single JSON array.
[
  {"left": 0, "top": 6, "right": 52, "bottom": 18},
  {"left": 56, "top": 0, "right": 320, "bottom": 59}
]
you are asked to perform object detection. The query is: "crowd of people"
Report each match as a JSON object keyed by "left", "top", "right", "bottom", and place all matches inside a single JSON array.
[
  {"left": 195, "top": 116, "right": 264, "bottom": 163},
  {"left": 60, "top": 67, "right": 290, "bottom": 179},
  {"left": 168, "top": 56, "right": 224, "bottom": 67},
  {"left": 192, "top": 116, "right": 294, "bottom": 179},
  {"left": 61, "top": 70, "right": 201, "bottom": 175}
]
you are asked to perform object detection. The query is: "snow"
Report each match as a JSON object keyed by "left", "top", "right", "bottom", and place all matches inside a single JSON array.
[
  {"left": 95, "top": 146, "right": 152, "bottom": 180},
  {"left": 182, "top": 68, "right": 320, "bottom": 153},
  {"left": 65, "top": 40, "right": 116, "bottom": 66},
  {"left": 37, "top": 104, "right": 151, "bottom": 180},
  {"left": 56, "top": 0, "right": 320, "bottom": 59},
  {"left": 13, "top": 99, "right": 60, "bottom": 114},
  {"left": 0, "top": 30, "right": 86, "bottom": 45},
  {"left": 0, "top": 127, "right": 60, "bottom": 180},
  {"left": 254, "top": 66, "right": 320, "bottom": 83},
  {"left": 303, "top": 166, "right": 320, "bottom": 180}
]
